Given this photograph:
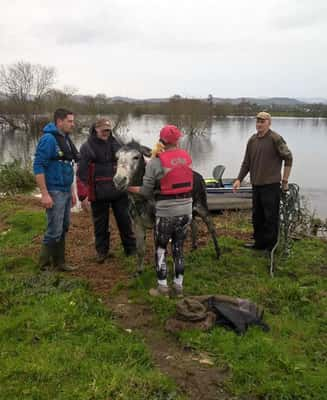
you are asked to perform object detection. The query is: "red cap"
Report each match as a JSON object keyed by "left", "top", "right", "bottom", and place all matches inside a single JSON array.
[{"left": 159, "top": 125, "right": 182, "bottom": 145}]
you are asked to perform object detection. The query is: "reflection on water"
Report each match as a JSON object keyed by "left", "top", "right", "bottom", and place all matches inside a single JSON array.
[
  {"left": 182, "top": 134, "right": 214, "bottom": 165},
  {"left": 0, "top": 129, "right": 39, "bottom": 166},
  {"left": 1, "top": 116, "right": 327, "bottom": 218}
]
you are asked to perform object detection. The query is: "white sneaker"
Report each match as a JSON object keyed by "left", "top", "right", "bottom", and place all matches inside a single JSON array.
[{"left": 171, "top": 283, "right": 183, "bottom": 298}]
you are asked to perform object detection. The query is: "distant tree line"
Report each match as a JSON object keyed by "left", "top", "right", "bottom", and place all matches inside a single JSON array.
[{"left": 1, "top": 61, "right": 327, "bottom": 134}]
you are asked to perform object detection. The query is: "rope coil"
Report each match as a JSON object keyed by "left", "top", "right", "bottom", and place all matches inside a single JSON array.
[{"left": 270, "top": 183, "right": 301, "bottom": 277}]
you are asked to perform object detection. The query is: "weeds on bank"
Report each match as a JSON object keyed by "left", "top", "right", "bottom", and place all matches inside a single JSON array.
[
  {"left": 0, "top": 160, "right": 36, "bottom": 196},
  {"left": 0, "top": 200, "right": 182, "bottom": 400}
]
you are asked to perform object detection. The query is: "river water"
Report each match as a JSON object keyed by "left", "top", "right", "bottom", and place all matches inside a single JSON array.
[{"left": 1, "top": 115, "right": 326, "bottom": 218}]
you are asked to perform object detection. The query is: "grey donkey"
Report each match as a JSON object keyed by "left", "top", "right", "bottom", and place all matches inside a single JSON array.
[{"left": 113, "top": 141, "right": 220, "bottom": 274}]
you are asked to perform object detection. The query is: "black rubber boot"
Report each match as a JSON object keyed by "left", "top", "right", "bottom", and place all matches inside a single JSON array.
[
  {"left": 96, "top": 253, "right": 107, "bottom": 264},
  {"left": 124, "top": 247, "right": 137, "bottom": 257},
  {"left": 53, "top": 239, "right": 77, "bottom": 271},
  {"left": 39, "top": 243, "right": 52, "bottom": 271}
]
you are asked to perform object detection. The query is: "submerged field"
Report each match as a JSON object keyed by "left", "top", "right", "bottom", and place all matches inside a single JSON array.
[{"left": 0, "top": 196, "right": 326, "bottom": 399}]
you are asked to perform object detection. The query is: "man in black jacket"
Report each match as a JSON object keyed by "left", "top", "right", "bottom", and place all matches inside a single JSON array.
[{"left": 77, "top": 118, "right": 136, "bottom": 263}]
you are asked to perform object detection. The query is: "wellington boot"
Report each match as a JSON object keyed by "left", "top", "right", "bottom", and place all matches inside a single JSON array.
[
  {"left": 96, "top": 253, "right": 107, "bottom": 264},
  {"left": 53, "top": 239, "right": 78, "bottom": 272},
  {"left": 39, "top": 244, "right": 52, "bottom": 271}
]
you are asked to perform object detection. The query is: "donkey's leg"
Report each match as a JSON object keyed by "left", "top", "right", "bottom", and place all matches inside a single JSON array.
[
  {"left": 134, "top": 219, "right": 146, "bottom": 274},
  {"left": 195, "top": 204, "right": 220, "bottom": 259},
  {"left": 190, "top": 216, "right": 198, "bottom": 251}
]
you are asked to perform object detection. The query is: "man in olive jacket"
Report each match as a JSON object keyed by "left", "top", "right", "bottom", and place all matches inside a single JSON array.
[{"left": 233, "top": 112, "right": 293, "bottom": 251}]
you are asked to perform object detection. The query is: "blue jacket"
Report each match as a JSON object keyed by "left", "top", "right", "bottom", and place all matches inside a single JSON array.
[{"left": 33, "top": 123, "right": 74, "bottom": 192}]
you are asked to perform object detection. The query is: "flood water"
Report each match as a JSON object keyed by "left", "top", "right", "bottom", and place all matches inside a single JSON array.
[{"left": 1, "top": 115, "right": 327, "bottom": 218}]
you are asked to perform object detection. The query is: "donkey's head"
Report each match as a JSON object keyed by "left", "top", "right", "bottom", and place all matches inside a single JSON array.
[{"left": 113, "top": 141, "right": 152, "bottom": 191}]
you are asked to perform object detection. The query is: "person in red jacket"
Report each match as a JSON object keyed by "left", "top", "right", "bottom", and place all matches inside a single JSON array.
[{"left": 128, "top": 125, "right": 193, "bottom": 297}]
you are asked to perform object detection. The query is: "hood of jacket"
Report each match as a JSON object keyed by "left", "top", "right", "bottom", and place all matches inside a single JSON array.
[
  {"left": 43, "top": 122, "right": 59, "bottom": 135},
  {"left": 88, "top": 123, "right": 123, "bottom": 145}
]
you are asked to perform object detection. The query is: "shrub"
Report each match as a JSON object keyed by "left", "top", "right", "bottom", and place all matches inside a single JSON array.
[{"left": 0, "top": 160, "right": 36, "bottom": 195}]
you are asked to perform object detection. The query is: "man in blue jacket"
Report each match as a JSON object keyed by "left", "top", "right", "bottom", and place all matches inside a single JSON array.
[{"left": 33, "top": 108, "right": 79, "bottom": 271}]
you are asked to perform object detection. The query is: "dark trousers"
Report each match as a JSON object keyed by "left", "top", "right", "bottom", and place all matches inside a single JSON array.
[
  {"left": 91, "top": 194, "right": 136, "bottom": 256},
  {"left": 154, "top": 215, "right": 192, "bottom": 281},
  {"left": 252, "top": 183, "right": 280, "bottom": 250}
]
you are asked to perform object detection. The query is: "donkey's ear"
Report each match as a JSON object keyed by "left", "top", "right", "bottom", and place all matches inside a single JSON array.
[{"left": 140, "top": 145, "right": 152, "bottom": 158}]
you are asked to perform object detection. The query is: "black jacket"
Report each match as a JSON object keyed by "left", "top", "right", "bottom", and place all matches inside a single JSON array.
[{"left": 77, "top": 125, "right": 123, "bottom": 201}]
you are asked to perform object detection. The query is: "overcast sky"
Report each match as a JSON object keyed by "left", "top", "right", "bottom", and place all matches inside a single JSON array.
[{"left": 1, "top": 0, "right": 327, "bottom": 98}]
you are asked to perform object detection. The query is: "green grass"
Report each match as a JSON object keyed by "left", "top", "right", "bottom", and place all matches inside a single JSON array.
[
  {"left": 0, "top": 200, "right": 182, "bottom": 400},
  {"left": 2, "top": 197, "right": 326, "bottom": 399},
  {"left": 0, "top": 210, "right": 46, "bottom": 249},
  {"left": 128, "top": 229, "right": 327, "bottom": 399},
  {"left": 0, "top": 273, "right": 181, "bottom": 399}
]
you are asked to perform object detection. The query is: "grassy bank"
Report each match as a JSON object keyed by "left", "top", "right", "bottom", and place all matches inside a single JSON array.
[
  {"left": 125, "top": 216, "right": 327, "bottom": 399},
  {"left": 1, "top": 197, "right": 326, "bottom": 399},
  {"left": 0, "top": 199, "right": 182, "bottom": 400}
]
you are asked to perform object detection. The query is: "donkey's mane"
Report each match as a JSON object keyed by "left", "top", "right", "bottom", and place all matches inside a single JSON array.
[{"left": 121, "top": 140, "right": 143, "bottom": 152}]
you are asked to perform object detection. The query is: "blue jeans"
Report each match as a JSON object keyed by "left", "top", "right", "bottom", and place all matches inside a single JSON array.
[{"left": 43, "top": 191, "right": 72, "bottom": 244}]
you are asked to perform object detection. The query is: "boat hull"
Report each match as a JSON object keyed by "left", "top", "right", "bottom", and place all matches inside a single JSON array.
[{"left": 205, "top": 179, "right": 252, "bottom": 211}]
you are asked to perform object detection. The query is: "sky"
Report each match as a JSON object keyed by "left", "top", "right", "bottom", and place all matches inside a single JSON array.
[{"left": 1, "top": 0, "right": 327, "bottom": 98}]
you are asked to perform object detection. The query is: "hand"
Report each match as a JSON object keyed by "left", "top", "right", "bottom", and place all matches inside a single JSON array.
[
  {"left": 128, "top": 186, "right": 141, "bottom": 194},
  {"left": 232, "top": 179, "right": 241, "bottom": 193},
  {"left": 71, "top": 192, "right": 77, "bottom": 208},
  {"left": 41, "top": 193, "right": 53, "bottom": 209},
  {"left": 81, "top": 198, "right": 91, "bottom": 213},
  {"left": 281, "top": 180, "right": 289, "bottom": 192}
]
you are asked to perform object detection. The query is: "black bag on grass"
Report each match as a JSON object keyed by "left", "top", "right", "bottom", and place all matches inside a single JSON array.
[
  {"left": 174, "top": 295, "right": 270, "bottom": 335},
  {"left": 207, "top": 296, "right": 270, "bottom": 335}
]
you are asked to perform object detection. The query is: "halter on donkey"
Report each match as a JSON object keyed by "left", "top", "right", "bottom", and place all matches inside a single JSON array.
[{"left": 113, "top": 141, "right": 220, "bottom": 273}]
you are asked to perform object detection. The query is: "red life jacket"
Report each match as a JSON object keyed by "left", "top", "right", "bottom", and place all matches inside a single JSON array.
[{"left": 158, "top": 149, "right": 193, "bottom": 198}]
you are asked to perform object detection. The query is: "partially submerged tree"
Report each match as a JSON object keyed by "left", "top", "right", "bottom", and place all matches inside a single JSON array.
[
  {"left": 111, "top": 108, "right": 129, "bottom": 142},
  {"left": 44, "top": 86, "right": 77, "bottom": 113},
  {"left": 0, "top": 61, "right": 56, "bottom": 131},
  {"left": 166, "top": 97, "right": 212, "bottom": 135},
  {"left": 165, "top": 96, "right": 213, "bottom": 156}
]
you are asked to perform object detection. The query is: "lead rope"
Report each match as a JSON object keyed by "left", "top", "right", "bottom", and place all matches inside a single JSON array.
[
  {"left": 128, "top": 191, "right": 147, "bottom": 220},
  {"left": 270, "top": 183, "right": 301, "bottom": 277},
  {"left": 128, "top": 192, "right": 138, "bottom": 220}
]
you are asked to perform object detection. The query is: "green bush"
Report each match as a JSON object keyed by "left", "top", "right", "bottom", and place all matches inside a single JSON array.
[{"left": 0, "top": 160, "right": 36, "bottom": 195}]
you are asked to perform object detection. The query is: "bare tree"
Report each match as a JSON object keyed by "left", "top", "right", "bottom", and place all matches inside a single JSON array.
[
  {"left": 165, "top": 97, "right": 213, "bottom": 157},
  {"left": 0, "top": 61, "right": 56, "bottom": 130},
  {"left": 112, "top": 109, "right": 129, "bottom": 141},
  {"left": 166, "top": 98, "right": 212, "bottom": 136},
  {"left": 45, "top": 86, "right": 77, "bottom": 111}
]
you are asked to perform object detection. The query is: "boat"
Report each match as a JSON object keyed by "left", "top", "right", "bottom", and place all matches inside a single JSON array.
[{"left": 204, "top": 165, "right": 252, "bottom": 211}]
